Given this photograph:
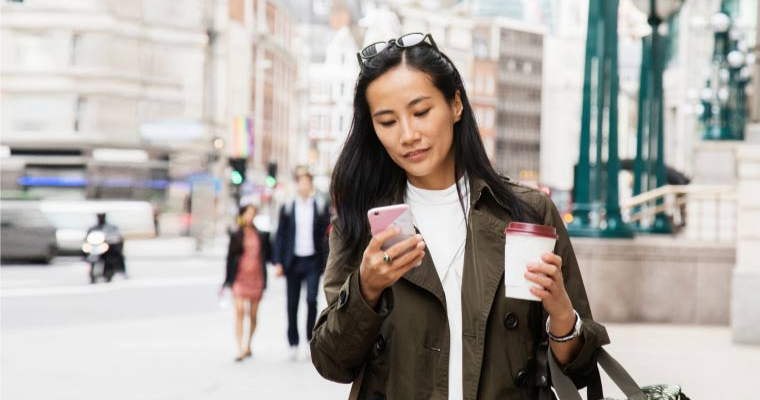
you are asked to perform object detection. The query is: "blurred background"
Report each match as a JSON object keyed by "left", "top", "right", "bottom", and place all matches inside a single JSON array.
[{"left": 1, "top": 0, "right": 759, "bottom": 399}]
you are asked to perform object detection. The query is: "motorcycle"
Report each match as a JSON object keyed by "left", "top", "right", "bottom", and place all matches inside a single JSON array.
[{"left": 82, "top": 230, "right": 115, "bottom": 283}]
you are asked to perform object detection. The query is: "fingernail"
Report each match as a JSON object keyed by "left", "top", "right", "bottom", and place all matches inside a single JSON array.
[{"left": 416, "top": 234, "right": 423, "bottom": 240}]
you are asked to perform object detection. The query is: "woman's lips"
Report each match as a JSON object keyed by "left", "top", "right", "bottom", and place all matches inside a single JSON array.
[{"left": 404, "top": 148, "right": 429, "bottom": 161}]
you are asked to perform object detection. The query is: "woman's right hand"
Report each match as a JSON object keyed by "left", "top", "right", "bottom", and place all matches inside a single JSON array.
[{"left": 359, "top": 227, "right": 426, "bottom": 308}]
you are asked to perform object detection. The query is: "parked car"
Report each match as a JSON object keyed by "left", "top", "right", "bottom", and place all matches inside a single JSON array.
[
  {"left": 38, "top": 200, "right": 157, "bottom": 254},
  {"left": 1, "top": 202, "right": 58, "bottom": 263}
]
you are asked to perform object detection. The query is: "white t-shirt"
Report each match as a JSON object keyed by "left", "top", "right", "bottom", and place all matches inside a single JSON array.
[
  {"left": 405, "top": 175, "right": 470, "bottom": 400},
  {"left": 294, "top": 196, "right": 316, "bottom": 257}
]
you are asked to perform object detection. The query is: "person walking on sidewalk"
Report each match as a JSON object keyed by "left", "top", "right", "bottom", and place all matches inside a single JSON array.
[
  {"left": 223, "top": 204, "right": 271, "bottom": 362},
  {"left": 310, "top": 33, "right": 609, "bottom": 399},
  {"left": 273, "top": 166, "right": 331, "bottom": 361}
]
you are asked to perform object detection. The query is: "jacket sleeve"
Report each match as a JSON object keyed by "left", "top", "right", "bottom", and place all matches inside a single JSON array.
[
  {"left": 272, "top": 205, "right": 287, "bottom": 266},
  {"left": 260, "top": 231, "right": 272, "bottom": 265},
  {"left": 540, "top": 193, "right": 610, "bottom": 388},
  {"left": 223, "top": 231, "right": 237, "bottom": 288},
  {"left": 310, "top": 219, "right": 394, "bottom": 384}
]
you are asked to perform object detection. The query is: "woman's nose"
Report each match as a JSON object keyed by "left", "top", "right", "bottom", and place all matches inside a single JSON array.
[{"left": 399, "top": 119, "right": 419, "bottom": 144}]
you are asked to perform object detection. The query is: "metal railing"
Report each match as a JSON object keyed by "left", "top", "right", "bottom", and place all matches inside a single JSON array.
[{"left": 620, "top": 184, "right": 737, "bottom": 242}]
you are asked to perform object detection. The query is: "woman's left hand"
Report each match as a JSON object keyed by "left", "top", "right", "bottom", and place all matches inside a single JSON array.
[{"left": 525, "top": 253, "right": 574, "bottom": 323}]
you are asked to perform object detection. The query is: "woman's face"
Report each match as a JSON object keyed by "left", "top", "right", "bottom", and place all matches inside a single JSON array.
[
  {"left": 242, "top": 206, "right": 256, "bottom": 225},
  {"left": 366, "top": 65, "right": 463, "bottom": 190}
]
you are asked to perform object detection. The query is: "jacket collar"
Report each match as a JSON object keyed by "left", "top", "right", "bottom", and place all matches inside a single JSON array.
[{"left": 469, "top": 174, "right": 510, "bottom": 211}]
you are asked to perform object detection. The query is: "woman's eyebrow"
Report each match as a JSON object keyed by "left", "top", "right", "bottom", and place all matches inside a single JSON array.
[
  {"left": 372, "top": 95, "right": 432, "bottom": 118},
  {"left": 407, "top": 95, "right": 432, "bottom": 108},
  {"left": 372, "top": 109, "right": 394, "bottom": 118}
]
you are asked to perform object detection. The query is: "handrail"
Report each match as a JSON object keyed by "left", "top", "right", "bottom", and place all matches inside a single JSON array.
[
  {"left": 621, "top": 184, "right": 736, "bottom": 210},
  {"left": 621, "top": 184, "right": 737, "bottom": 241}
]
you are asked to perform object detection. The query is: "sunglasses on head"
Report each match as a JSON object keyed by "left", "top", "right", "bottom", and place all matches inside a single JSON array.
[{"left": 356, "top": 33, "right": 438, "bottom": 71}]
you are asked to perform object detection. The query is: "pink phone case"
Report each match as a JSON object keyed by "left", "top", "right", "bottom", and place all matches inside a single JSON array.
[{"left": 368, "top": 204, "right": 415, "bottom": 251}]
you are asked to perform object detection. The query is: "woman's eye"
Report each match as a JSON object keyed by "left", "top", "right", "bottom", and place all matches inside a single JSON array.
[
  {"left": 379, "top": 120, "right": 396, "bottom": 127},
  {"left": 414, "top": 109, "right": 431, "bottom": 117}
]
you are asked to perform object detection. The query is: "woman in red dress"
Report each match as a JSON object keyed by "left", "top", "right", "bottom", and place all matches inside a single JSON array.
[{"left": 223, "top": 204, "right": 271, "bottom": 361}]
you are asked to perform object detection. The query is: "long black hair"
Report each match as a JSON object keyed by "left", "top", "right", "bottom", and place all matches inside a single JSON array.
[{"left": 331, "top": 39, "right": 539, "bottom": 267}]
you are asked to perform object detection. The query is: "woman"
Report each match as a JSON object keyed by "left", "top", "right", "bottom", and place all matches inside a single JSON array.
[
  {"left": 223, "top": 204, "right": 271, "bottom": 362},
  {"left": 310, "top": 33, "right": 609, "bottom": 399}
]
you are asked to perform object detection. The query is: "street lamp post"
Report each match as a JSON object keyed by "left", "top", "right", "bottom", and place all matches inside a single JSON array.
[
  {"left": 631, "top": 0, "right": 684, "bottom": 234},
  {"left": 569, "top": 0, "right": 633, "bottom": 238},
  {"left": 699, "top": 1, "right": 752, "bottom": 141}
]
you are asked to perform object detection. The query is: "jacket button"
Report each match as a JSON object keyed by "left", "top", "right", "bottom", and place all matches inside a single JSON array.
[
  {"left": 374, "top": 335, "right": 386, "bottom": 354},
  {"left": 537, "top": 374, "right": 547, "bottom": 386},
  {"left": 339, "top": 289, "right": 347, "bottom": 305},
  {"left": 370, "top": 392, "right": 386, "bottom": 400},
  {"left": 514, "top": 370, "right": 529, "bottom": 387},
  {"left": 504, "top": 312, "right": 518, "bottom": 330}
]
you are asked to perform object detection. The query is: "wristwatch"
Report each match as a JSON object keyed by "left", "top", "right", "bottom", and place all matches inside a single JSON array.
[{"left": 546, "top": 309, "right": 583, "bottom": 342}]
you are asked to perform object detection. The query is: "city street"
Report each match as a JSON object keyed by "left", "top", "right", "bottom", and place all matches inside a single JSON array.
[
  {"left": 1, "top": 238, "right": 349, "bottom": 400},
  {"left": 2, "top": 237, "right": 759, "bottom": 400}
]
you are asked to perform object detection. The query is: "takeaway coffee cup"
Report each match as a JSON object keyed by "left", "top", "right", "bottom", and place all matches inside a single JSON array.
[{"left": 504, "top": 222, "right": 558, "bottom": 301}]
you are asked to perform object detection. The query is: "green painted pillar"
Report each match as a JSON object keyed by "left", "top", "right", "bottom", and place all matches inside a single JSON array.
[
  {"left": 632, "top": 34, "right": 651, "bottom": 228},
  {"left": 650, "top": 22, "right": 673, "bottom": 233},
  {"left": 603, "top": 0, "right": 630, "bottom": 235},
  {"left": 569, "top": 0, "right": 632, "bottom": 238},
  {"left": 632, "top": 0, "right": 684, "bottom": 234},
  {"left": 569, "top": 0, "right": 599, "bottom": 229}
]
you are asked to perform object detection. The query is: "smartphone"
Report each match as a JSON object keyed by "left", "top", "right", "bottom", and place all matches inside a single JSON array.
[{"left": 367, "top": 204, "right": 416, "bottom": 251}]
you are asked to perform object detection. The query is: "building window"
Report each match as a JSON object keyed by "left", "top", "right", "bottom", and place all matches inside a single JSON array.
[
  {"left": 70, "top": 33, "right": 80, "bottom": 65},
  {"left": 74, "top": 97, "right": 87, "bottom": 132},
  {"left": 6, "top": 0, "right": 23, "bottom": 3}
]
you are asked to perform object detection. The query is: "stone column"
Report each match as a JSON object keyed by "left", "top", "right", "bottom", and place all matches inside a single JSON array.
[{"left": 731, "top": 143, "right": 760, "bottom": 343}]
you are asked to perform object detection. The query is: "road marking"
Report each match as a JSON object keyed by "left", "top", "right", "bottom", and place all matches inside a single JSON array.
[{"left": 1, "top": 276, "right": 220, "bottom": 298}]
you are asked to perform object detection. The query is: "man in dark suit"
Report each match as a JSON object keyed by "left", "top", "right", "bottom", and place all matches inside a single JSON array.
[{"left": 273, "top": 166, "right": 331, "bottom": 360}]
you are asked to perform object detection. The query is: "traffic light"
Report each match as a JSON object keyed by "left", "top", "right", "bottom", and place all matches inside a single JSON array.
[
  {"left": 266, "top": 161, "right": 277, "bottom": 188},
  {"left": 229, "top": 158, "right": 247, "bottom": 186}
]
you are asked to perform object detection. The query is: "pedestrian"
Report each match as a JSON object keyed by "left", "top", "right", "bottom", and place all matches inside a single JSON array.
[
  {"left": 222, "top": 204, "right": 271, "bottom": 362},
  {"left": 272, "top": 166, "right": 331, "bottom": 361},
  {"left": 310, "top": 33, "right": 610, "bottom": 399}
]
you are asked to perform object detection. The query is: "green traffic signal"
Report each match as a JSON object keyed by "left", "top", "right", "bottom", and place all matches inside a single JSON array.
[
  {"left": 230, "top": 170, "right": 244, "bottom": 185},
  {"left": 266, "top": 176, "right": 276, "bottom": 187}
]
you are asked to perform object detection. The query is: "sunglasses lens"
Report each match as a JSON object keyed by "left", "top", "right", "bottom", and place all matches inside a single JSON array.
[
  {"left": 397, "top": 33, "right": 425, "bottom": 47},
  {"left": 361, "top": 42, "right": 387, "bottom": 59}
]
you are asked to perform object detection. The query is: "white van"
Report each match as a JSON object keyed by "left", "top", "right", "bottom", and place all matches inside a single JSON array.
[{"left": 39, "top": 200, "right": 156, "bottom": 254}]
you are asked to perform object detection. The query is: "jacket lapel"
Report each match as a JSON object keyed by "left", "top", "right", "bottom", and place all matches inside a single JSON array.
[{"left": 401, "top": 249, "right": 446, "bottom": 307}]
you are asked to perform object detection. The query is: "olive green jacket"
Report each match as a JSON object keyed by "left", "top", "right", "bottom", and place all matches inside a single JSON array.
[{"left": 310, "top": 177, "right": 609, "bottom": 400}]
